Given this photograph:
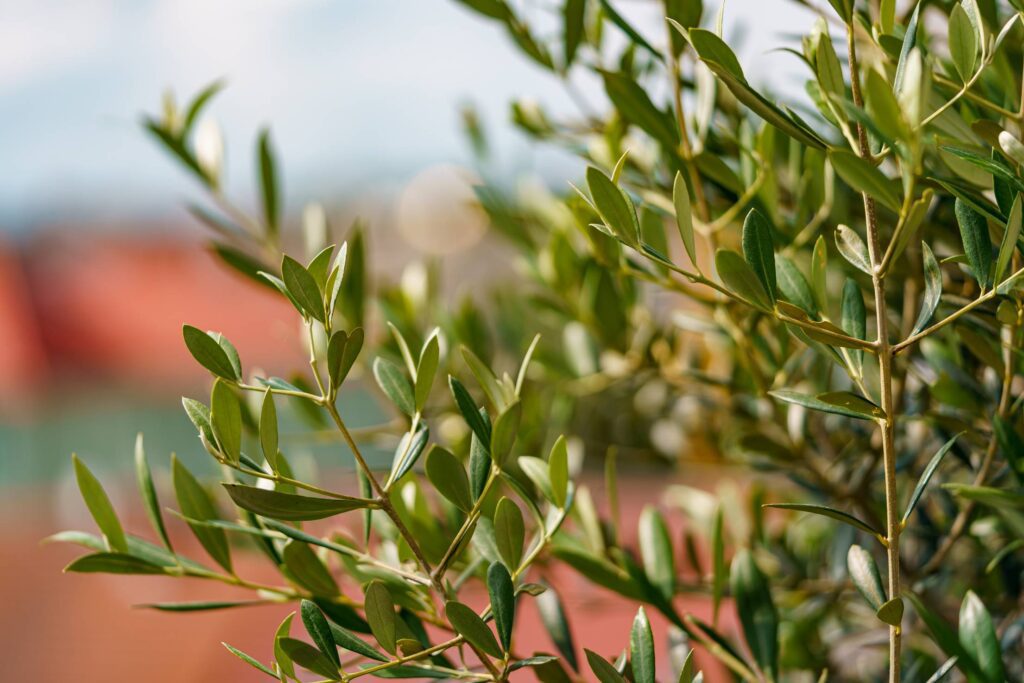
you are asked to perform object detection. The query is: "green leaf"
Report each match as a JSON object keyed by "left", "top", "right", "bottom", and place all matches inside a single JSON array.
[
  {"left": 841, "top": 279, "right": 866, "bottom": 341},
  {"left": 364, "top": 581, "right": 398, "bottom": 654},
  {"left": 258, "top": 129, "right": 280, "bottom": 238},
  {"left": 775, "top": 255, "right": 817, "bottom": 316},
  {"left": 222, "top": 643, "right": 279, "bottom": 679},
  {"left": 210, "top": 379, "right": 241, "bottom": 464},
  {"left": 563, "top": 0, "right": 585, "bottom": 67},
  {"left": 584, "top": 650, "right": 627, "bottom": 683},
  {"left": 328, "top": 623, "right": 388, "bottom": 662},
  {"left": 630, "top": 607, "right": 655, "bottom": 683},
  {"left": 72, "top": 454, "right": 126, "bottom": 553},
  {"left": 446, "top": 601, "right": 503, "bottom": 659},
  {"left": 134, "top": 434, "right": 172, "bottom": 552},
  {"left": 327, "top": 327, "right": 363, "bottom": 389},
  {"left": 715, "top": 249, "right": 773, "bottom": 312},
  {"left": 902, "top": 433, "right": 961, "bottom": 524},
  {"left": 912, "top": 242, "right": 942, "bottom": 335},
  {"left": 388, "top": 426, "right": 430, "bottom": 484},
  {"left": 841, "top": 278, "right": 866, "bottom": 373},
  {"left": 711, "top": 505, "right": 725, "bottom": 625},
  {"left": 223, "top": 483, "right": 374, "bottom": 521},
  {"left": 877, "top": 597, "right": 904, "bottom": 626},
  {"left": 673, "top": 172, "right": 697, "bottom": 266},
  {"left": 549, "top": 435, "right": 569, "bottom": 509},
  {"left": 64, "top": 552, "right": 165, "bottom": 575},
  {"left": 768, "top": 389, "right": 880, "bottom": 420},
  {"left": 949, "top": 4, "right": 979, "bottom": 82},
  {"left": 326, "top": 242, "right": 349, "bottom": 318},
  {"left": 959, "top": 591, "right": 1006, "bottom": 683},
  {"left": 450, "top": 376, "right": 490, "bottom": 446},
  {"left": 172, "top": 455, "right": 232, "bottom": 572},
  {"left": 537, "top": 584, "right": 578, "bottom": 670},
  {"left": 259, "top": 389, "right": 279, "bottom": 472},
  {"left": 302, "top": 599, "right": 340, "bottom": 667},
  {"left": 141, "top": 601, "right": 265, "bottom": 612},
  {"left": 415, "top": 333, "right": 440, "bottom": 411},
  {"left": 811, "top": 235, "right": 828, "bottom": 312},
  {"left": 490, "top": 401, "right": 521, "bottom": 466},
  {"left": 601, "top": 71, "right": 679, "bottom": 149},
  {"left": 741, "top": 209, "right": 777, "bottom": 302},
  {"left": 686, "top": 30, "right": 826, "bottom": 149},
  {"left": 587, "top": 166, "right": 640, "bottom": 246},
  {"left": 282, "top": 255, "right": 326, "bottom": 322},
  {"left": 638, "top": 506, "right": 675, "bottom": 602},
  {"left": 830, "top": 150, "right": 901, "bottom": 212},
  {"left": 274, "top": 612, "right": 297, "bottom": 679},
  {"left": 731, "top": 549, "right": 778, "bottom": 681},
  {"left": 764, "top": 503, "right": 882, "bottom": 538},
  {"left": 425, "top": 446, "right": 473, "bottom": 512},
  {"left": 373, "top": 357, "right": 415, "bottom": 416},
  {"left": 893, "top": 2, "right": 921, "bottom": 96},
  {"left": 183, "top": 325, "right": 239, "bottom": 379},
  {"left": 487, "top": 562, "right": 515, "bottom": 651},
  {"left": 283, "top": 540, "right": 339, "bottom": 597},
  {"left": 956, "top": 197, "right": 994, "bottom": 289},
  {"left": 308, "top": 245, "right": 334, "bottom": 291},
  {"left": 550, "top": 545, "right": 644, "bottom": 600},
  {"left": 907, "top": 593, "right": 984, "bottom": 680},
  {"left": 277, "top": 637, "right": 339, "bottom": 680},
  {"left": 597, "top": 0, "right": 661, "bottom": 62},
  {"left": 847, "top": 544, "right": 886, "bottom": 609},
  {"left": 994, "top": 193, "right": 1022, "bottom": 285},
  {"left": 494, "top": 496, "right": 525, "bottom": 570},
  {"left": 686, "top": 28, "right": 743, "bottom": 79},
  {"left": 864, "top": 68, "right": 906, "bottom": 142}
]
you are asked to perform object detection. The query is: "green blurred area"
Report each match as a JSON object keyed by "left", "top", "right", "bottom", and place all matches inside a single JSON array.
[{"left": 0, "top": 387, "right": 390, "bottom": 487}]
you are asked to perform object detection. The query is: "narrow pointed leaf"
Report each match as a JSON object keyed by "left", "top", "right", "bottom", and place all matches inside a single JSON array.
[
  {"left": 302, "top": 599, "right": 340, "bottom": 667},
  {"left": 769, "top": 389, "right": 879, "bottom": 420},
  {"left": 912, "top": 242, "right": 942, "bottom": 334},
  {"left": 446, "top": 601, "right": 503, "bottom": 658},
  {"left": 364, "top": 581, "right": 398, "bottom": 654},
  {"left": 277, "top": 637, "right": 340, "bottom": 680},
  {"left": 282, "top": 255, "right": 325, "bottom": 322},
  {"left": 731, "top": 550, "right": 778, "bottom": 681},
  {"left": 902, "top": 434, "right": 961, "bottom": 523},
  {"left": 425, "top": 446, "right": 473, "bottom": 512},
  {"left": 537, "top": 585, "right": 578, "bottom": 671},
  {"left": 224, "top": 483, "right": 374, "bottom": 521},
  {"left": 847, "top": 545, "right": 886, "bottom": 609},
  {"left": 134, "top": 435, "right": 172, "bottom": 552},
  {"left": 673, "top": 172, "right": 697, "bottom": 265},
  {"left": 994, "top": 193, "right": 1022, "bottom": 285},
  {"left": 715, "top": 249, "right": 773, "bottom": 312},
  {"left": 373, "top": 357, "right": 415, "bottom": 416},
  {"left": 73, "top": 454, "right": 127, "bottom": 553},
  {"left": 494, "top": 497, "right": 525, "bottom": 570},
  {"left": 183, "top": 325, "right": 239, "bottom": 379},
  {"left": 956, "top": 198, "right": 994, "bottom": 289},
  {"left": 834, "top": 224, "right": 872, "bottom": 274},
  {"left": 630, "top": 607, "right": 655, "bottom": 683},
  {"left": 959, "top": 591, "right": 1005, "bottom": 683},
  {"left": 765, "top": 503, "right": 882, "bottom": 538},
  {"left": 210, "top": 379, "right": 241, "bottom": 464},
  {"left": 741, "top": 209, "right": 776, "bottom": 302},
  {"left": 172, "top": 455, "right": 231, "bottom": 572}
]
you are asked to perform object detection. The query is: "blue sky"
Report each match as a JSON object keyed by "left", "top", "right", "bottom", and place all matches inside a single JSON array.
[{"left": 0, "top": 0, "right": 810, "bottom": 231}]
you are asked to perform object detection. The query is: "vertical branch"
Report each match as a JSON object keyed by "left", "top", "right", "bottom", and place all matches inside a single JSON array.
[{"left": 847, "top": 25, "right": 902, "bottom": 683}]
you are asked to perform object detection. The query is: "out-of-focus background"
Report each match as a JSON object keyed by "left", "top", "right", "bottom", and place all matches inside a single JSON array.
[{"left": 1, "top": 1, "right": 809, "bottom": 679}]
